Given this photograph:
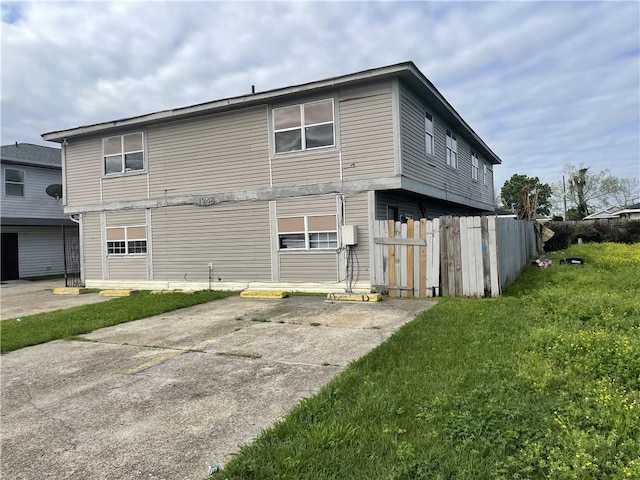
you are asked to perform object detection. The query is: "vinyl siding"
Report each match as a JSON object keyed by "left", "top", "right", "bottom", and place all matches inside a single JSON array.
[
  {"left": 151, "top": 202, "right": 271, "bottom": 282},
  {"left": 106, "top": 210, "right": 146, "bottom": 227},
  {"left": 64, "top": 137, "right": 102, "bottom": 206},
  {"left": 399, "top": 83, "right": 494, "bottom": 208},
  {"left": 102, "top": 174, "right": 148, "bottom": 202},
  {"left": 375, "top": 190, "right": 486, "bottom": 221},
  {"left": 271, "top": 149, "right": 340, "bottom": 187},
  {"left": 275, "top": 194, "right": 339, "bottom": 282},
  {"left": 0, "top": 226, "right": 65, "bottom": 277},
  {"left": 279, "top": 253, "right": 337, "bottom": 282},
  {"left": 339, "top": 90, "right": 395, "bottom": 180},
  {"left": 108, "top": 256, "right": 147, "bottom": 280},
  {"left": 343, "top": 192, "right": 371, "bottom": 277},
  {"left": 1, "top": 165, "right": 67, "bottom": 220},
  {"left": 82, "top": 213, "right": 103, "bottom": 280},
  {"left": 147, "top": 106, "right": 270, "bottom": 197}
]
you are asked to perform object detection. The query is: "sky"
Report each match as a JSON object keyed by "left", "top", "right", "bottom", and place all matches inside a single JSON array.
[{"left": 1, "top": 0, "right": 639, "bottom": 199}]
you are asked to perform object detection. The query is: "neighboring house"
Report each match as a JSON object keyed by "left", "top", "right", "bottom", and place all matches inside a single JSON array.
[
  {"left": 613, "top": 203, "right": 640, "bottom": 221},
  {"left": 1, "top": 143, "right": 77, "bottom": 280},
  {"left": 583, "top": 206, "right": 621, "bottom": 221},
  {"left": 42, "top": 61, "right": 500, "bottom": 292}
]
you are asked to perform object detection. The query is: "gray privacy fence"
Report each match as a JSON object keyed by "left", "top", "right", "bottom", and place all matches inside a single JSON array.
[{"left": 371, "top": 215, "right": 542, "bottom": 297}]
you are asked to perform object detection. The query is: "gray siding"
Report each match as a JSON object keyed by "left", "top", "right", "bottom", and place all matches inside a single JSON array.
[
  {"left": 1, "top": 226, "right": 65, "bottom": 277},
  {"left": 83, "top": 213, "right": 103, "bottom": 280},
  {"left": 280, "top": 253, "right": 337, "bottom": 282},
  {"left": 375, "top": 190, "right": 487, "bottom": 221},
  {"left": 147, "top": 106, "right": 270, "bottom": 197},
  {"left": 108, "top": 256, "right": 147, "bottom": 281},
  {"left": 399, "top": 83, "right": 494, "bottom": 208},
  {"left": 64, "top": 137, "right": 102, "bottom": 206},
  {"left": 1, "top": 165, "right": 67, "bottom": 220},
  {"left": 339, "top": 90, "right": 395, "bottom": 180},
  {"left": 151, "top": 202, "right": 271, "bottom": 282}
]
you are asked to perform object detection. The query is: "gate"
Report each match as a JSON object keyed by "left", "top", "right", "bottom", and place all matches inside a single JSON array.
[{"left": 63, "top": 225, "right": 82, "bottom": 287}]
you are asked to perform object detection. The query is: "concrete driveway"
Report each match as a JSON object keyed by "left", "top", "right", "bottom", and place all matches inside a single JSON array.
[
  {"left": 1, "top": 295, "right": 435, "bottom": 480},
  {"left": 0, "top": 279, "right": 113, "bottom": 320}
]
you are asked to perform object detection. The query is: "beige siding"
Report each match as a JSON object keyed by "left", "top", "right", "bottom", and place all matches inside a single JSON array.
[
  {"left": 279, "top": 253, "right": 337, "bottom": 282},
  {"left": 343, "top": 192, "right": 370, "bottom": 277},
  {"left": 271, "top": 150, "right": 340, "bottom": 187},
  {"left": 339, "top": 91, "right": 395, "bottom": 180},
  {"left": 151, "top": 202, "right": 271, "bottom": 282},
  {"left": 83, "top": 213, "right": 103, "bottom": 280},
  {"left": 108, "top": 256, "right": 147, "bottom": 280},
  {"left": 147, "top": 106, "right": 270, "bottom": 197},
  {"left": 106, "top": 210, "right": 146, "bottom": 226},
  {"left": 65, "top": 137, "right": 102, "bottom": 206},
  {"left": 276, "top": 194, "right": 337, "bottom": 216},
  {"left": 102, "top": 174, "right": 148, "bottom": 202}
]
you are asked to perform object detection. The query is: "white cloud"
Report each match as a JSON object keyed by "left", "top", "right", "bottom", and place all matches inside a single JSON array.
[{"left": 2, "top": 0, "right": 638, "bottom": 200}]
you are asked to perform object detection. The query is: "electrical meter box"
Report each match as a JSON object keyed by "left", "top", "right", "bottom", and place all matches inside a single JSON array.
[{"left": 341, "top": 225, "right": 358, "bottom": 246}]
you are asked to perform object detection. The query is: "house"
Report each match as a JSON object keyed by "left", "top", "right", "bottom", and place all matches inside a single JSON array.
[
  {"left": 1, "top": 143, "right": 78, "bottom": 281},
  {"left": 41, "top": 61, "right": 500, "bottom": 292},
  {"left": 583, "top": 206, "right": 621, "bottom": 221},
  {"left": 613, "top": 203, "right": 640, "bottom": 221}
]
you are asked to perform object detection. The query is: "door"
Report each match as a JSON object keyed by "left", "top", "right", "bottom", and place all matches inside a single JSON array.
[{"left": 1, "top": 233, "right": 19, "bottom": 280}]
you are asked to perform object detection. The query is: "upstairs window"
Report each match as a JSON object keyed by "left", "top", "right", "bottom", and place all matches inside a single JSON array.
[
  {"left": 425, "top": 112, "right": 434, "bottom": 156},
  {"left": 446, "top": 130, "right": 458, "bottom": 169},
  {"left": 471, "top": 152, "right": 479, "bottom": 181},
  {"left": 103, "top": 132, "right": 144, "bottom": 175},
  {"left": 483, "top": 163, "right": 488, "bottom": 186},
  {"left": 273, "top": 99, "right": 334, "bottom": 153},
  {"left": 4, "top": 168, "right": 24, "bottom": 196},
  {"left": 106, "top": 225, "right": 147, "bottom": 255},
  {"left": 277, "top": 215, "right": 337, "bottom": 251}
]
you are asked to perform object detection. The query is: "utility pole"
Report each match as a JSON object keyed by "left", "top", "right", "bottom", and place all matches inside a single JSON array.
[{"left": 562, "top": 175, "right": 567, "bottom": 220}]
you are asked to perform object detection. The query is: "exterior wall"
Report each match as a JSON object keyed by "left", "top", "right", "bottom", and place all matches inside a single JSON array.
[
  {"left": 102, "top": 173, "right": 148, "bottom": 202},
  {"left": 399, "top": 82, "right": 494, "bottom": 208},
  {"left": 375, "top": 190, "right": 488, "bottom": 221},
  {"left": 338, "top": 84, "right": 395, "bottom": 180},
  {"left": 105, "top": 210, "right": 148, "bottom": 281},
  {"left": 64, "top": 137, "right": 102, "bottom": 206},
  {"left": 0, "top": 226, "right": 65, "bottom": 277},
  {"left": 151, "top": 202, "right": 271, "bottom": 283},
  {"left": 1, "top": 164, "right": 67, "bottom": 219},
  {"left": 82, "top": 213, "right": 103, "bottom": 280},
  {"left": 343, "top": 192, "right": 371, "bottom": 280},
  {"left": 147, "top": 106, "right": 270, "bottom": 197}
]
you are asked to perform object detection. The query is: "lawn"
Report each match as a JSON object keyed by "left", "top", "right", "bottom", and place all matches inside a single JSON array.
[
  {"left": 0, "top": 290, "right": 235, "bottom": 354},
  {"left": 217, "top": 243, "right": 640, "bottom": 480}
]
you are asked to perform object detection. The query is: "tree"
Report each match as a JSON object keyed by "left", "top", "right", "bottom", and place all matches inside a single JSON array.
[
  {"left": 499, "top": 174, "right": 552, "bottom": 216},
  {"left": 554, "top": 164, "right": 639, "bottom": 218}
]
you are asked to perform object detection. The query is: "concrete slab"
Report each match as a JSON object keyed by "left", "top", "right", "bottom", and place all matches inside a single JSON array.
[
  {"left": 0, "top": 279, "right": 113, "bottom": 320},
  {"left": 1, "top": 295, "right": 436, "bottom": 480}
]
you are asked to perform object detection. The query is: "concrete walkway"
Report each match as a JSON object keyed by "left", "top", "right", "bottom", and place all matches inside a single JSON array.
[{"left": 1, "top": 295, "right": 435, "bottom": 480}]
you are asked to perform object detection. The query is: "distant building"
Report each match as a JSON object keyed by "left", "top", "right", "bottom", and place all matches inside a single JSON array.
[
  {"left": 613, "top": 203, "right": 640, "bottom": 221},
  {"left": 1, "top": 143, "right": 77, "bottom": 280}
]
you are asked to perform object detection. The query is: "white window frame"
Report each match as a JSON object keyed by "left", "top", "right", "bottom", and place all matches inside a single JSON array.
[
  {"left": 277, "top": 215, "right": 338, "bottom": 251},
  {"left": 471, "top": 152, "right": 479, "bottom": 182},
  {"left": 425, "top": 112, "right": 434, "bottom": 156},
  {"left": 483, "top": 163, "right": 488, "bottom": 186},
  {"left": 4, "top": 167, "right": 25, "bottom": 197},
  {"left": 273, "top": 99, "right": 335, "bottom": 154},
  {"left": 102, "top": 132, "right": 145, "bottom": 175},
  {"left": 446, "top": 130, "right": 458, "bottom": 169},
  {"left": 106, "top": 225, "right": 147, "bottom": 256}
]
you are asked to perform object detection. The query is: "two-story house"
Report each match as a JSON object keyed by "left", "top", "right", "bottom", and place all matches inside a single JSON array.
[
  {"left": 1, "top": 143, "right": 78, "bottom": 280},
  {"left": 41, "top": 61, "right": 500, "bottom": 292}
]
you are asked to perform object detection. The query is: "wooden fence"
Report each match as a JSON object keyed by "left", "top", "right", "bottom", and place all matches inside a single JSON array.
[{"left": 371, "top": 215, "right": 541, "bottom": 298}]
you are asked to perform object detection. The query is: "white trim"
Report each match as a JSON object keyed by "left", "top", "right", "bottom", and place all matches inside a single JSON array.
[
  {"left": 106, "top": 224, "right": 148, "bottom": 256},
  {"left": 446, "top": 130, "right": 458, "bottom": 169},
  {"left": 425, "top": 111, "right": 434, "bottom": 157},
  {"left": 3, "top": 166, "right": 25, "bottom": 197},
  {"left": 61, "top": 141, "right": 68, "bottom": 207},
  {"left": 391, "top": 78, "right": 401, "bottom": 176},
  {"left": 102, "top": 132, "right": 146, "bottom": 176},
  {"left": 272, "top": 98, "right": 335, "bottom": 154},
  {"left": 276, "top": 213, "right": 339, "bottom": 252},
  {"left": 471, "top": 152, "right": 479, "bottom": 182},
  {"left": 145, "top": 208, "right": 153, "bottom": 280}
]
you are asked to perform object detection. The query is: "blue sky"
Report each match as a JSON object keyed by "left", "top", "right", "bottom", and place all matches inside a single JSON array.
[{"left": 1, "top": 1, "right": 638, "bottom": 201}]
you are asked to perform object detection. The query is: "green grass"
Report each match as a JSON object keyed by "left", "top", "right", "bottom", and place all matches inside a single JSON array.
[
  {"left": 218, "top": 243, "right": 640, "bottom": 479},
  {"left": 0, "top": 290, "right": 235, "bottom": 354}
]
